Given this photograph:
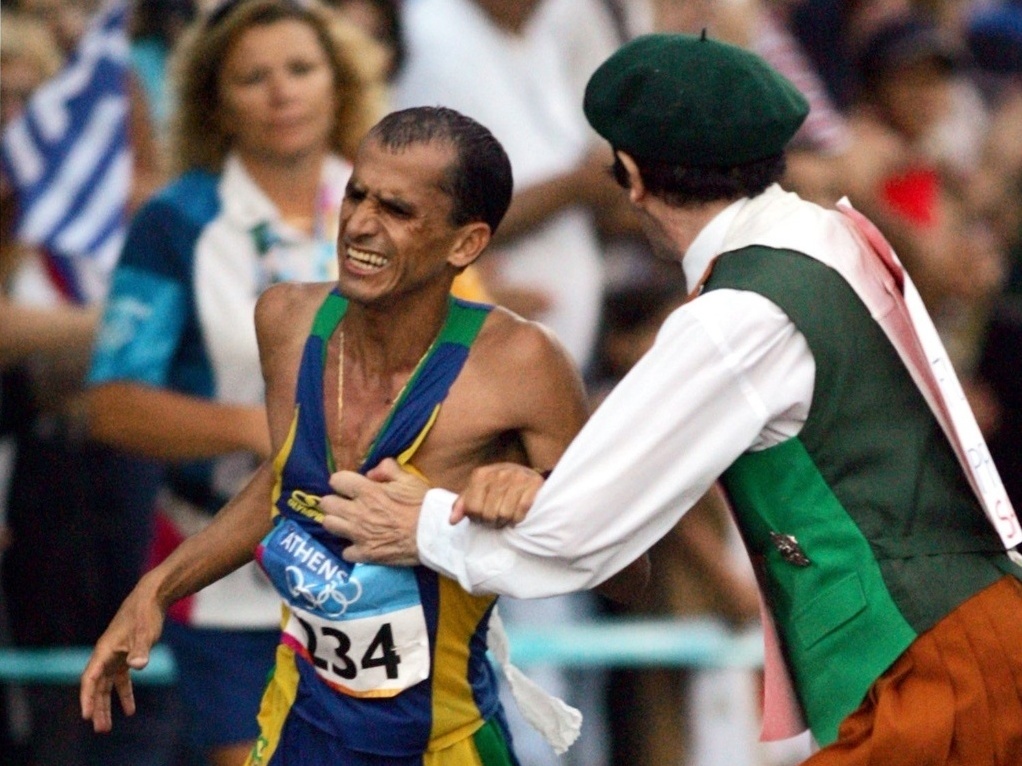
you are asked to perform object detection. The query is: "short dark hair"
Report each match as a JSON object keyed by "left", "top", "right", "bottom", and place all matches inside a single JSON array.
[
  {"left": 367, "top": 106, "right": 514, "bottom": 232},
  {"left": 612, "top": 153, "right": 786, "bottom": 206}
]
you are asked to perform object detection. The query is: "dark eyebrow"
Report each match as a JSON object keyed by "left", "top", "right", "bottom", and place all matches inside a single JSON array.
[
  {"left": 344, "top": 177, "right": 416, "bottom": 217},
  {"left": 377, "top": 194, "right": 415, "bottom": 217}
]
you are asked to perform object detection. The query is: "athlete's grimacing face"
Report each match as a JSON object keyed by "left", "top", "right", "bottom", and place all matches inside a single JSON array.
[{"left": 337, "top": 138, "right": 475, "bottom": 304}]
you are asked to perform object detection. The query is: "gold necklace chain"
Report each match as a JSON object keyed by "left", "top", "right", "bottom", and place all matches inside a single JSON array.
[{"left": 336, "top": 328, "right": 441, "bottom": 460}]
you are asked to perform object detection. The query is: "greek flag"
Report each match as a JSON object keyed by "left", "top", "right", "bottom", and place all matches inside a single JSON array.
[{"left": 0, "top": 0, "right": 130, "bottom": 302}]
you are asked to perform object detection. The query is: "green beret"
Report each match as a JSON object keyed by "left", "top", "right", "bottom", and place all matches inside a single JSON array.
[{"left": 583, "top": 33, "right": 810, "bottom": 167}]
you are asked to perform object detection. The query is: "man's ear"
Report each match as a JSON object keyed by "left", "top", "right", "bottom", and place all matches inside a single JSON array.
[
  {"left": 616, "top": 151, "right": 646, "bottom": 204},
  {"left": 446, "top": 222, "right": 491, "bottom": 269}
]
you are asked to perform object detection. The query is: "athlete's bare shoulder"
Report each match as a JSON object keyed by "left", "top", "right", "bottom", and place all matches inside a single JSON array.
[
  {"left": 255, "top": 281, "right": 335, "bottom": 347},
  {"left": 455, "top": 304, "right": 587, "bottom": 428},
  {"left": 256, "top": 281, "right": 336, "bottom": 453},
  {"left": 471, "top": 305, "right": 571, "bottom": 375},
  {"left": 419, "top": 306, "right": 586, "bottom": 487}
]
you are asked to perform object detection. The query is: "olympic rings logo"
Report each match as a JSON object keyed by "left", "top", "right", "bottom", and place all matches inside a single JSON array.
[{"left": 285, "top": 565, "right": 363, "bottom": 617}]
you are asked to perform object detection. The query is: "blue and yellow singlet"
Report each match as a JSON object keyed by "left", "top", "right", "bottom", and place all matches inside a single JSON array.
[{"left": 251, "top": 291, "right": 516, "bottom": 765}]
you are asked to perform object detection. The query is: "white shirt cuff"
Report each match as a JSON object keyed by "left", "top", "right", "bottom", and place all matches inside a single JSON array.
[
  {"left": 417, "top": 488, "right": 459, "bottom": 574},
  {"left": 416, "top": 488, "right": 518, "bottom": 595}
]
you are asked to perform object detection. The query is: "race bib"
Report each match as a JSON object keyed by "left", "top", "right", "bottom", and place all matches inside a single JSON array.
[{"left": 257, "top": 519, "right": 430, "bottom": 696}]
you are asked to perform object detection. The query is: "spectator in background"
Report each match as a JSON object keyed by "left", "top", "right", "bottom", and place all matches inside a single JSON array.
[
  {"left": 1, "top": 53, "right": 98, "bottom": 362},
  {"left": 83, "top": 1, "right": 386, "bottom": 764},
  {"left": 844, "top": 13, "right": 1009, "bottom": 437},
  {"left": 851, "top": 14, "right": 976, "bottom": 194},
  {"left": 130, "top": 0, "right": 199, "bottom": 139},
  {"left": 1, "top": 17, "right": 87, "bottom": 761},
  {"left": 327, "top": 0, "right": 406, "bottom": 82}
]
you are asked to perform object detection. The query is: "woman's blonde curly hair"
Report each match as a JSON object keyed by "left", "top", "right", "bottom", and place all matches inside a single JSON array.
[{"left": 166, "top": 0, "right": 387, "bottom": 175}]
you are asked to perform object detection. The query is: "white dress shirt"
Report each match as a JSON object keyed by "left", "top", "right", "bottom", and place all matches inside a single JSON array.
[{"left": 417, "top": 197, "right": 818, "bottom": 598}]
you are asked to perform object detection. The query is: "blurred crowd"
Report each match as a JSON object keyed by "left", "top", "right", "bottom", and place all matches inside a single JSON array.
[{"left": 1, "top": 0, "right": 1021, "bottom": 764}]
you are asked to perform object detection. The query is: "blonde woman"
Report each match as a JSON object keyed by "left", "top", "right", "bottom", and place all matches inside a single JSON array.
[{"left": 84, "top": 2, "right": 385, "bottom": 764}]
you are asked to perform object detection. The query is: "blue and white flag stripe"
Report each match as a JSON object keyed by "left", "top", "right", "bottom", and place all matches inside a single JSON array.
[{"left": 0, "top": 0, "right": 131, "bottom": 297}]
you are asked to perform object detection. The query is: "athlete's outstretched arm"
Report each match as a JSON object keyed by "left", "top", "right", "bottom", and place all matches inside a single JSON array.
[
  {"left": 81, "top": 282, "right": 316, "bottom": 732},
  {"left": 80, "top": 462, "right": 274, "bottom": 731}
]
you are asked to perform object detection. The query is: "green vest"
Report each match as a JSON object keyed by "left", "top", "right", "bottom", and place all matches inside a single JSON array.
[{"left": 704, "top": 246, "right": 1017, "bottom": 744}]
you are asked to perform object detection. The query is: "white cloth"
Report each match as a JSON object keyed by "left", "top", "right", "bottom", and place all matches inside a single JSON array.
[
  {"left": 487, "top": 606, "right": 582, "bottom": 755},
  {"left": 393, "top": 0, "right": 606, "bottom": 367}
]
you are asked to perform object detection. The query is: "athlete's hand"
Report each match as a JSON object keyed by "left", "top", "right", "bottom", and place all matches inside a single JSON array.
[
  {"left": 452, "top": 463, "right": 545, "bottom": 527},
  {"left": 322, "top": 459, "right": 428, "bottom": 566},
  {"left": 80, "top": 579, "right": 165, "bottom": 732}
]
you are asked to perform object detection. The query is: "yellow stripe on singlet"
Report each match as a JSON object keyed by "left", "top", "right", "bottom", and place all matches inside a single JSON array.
[
  {"left": 396, "top": 405, "right": 441, "bottom": 467},
  {"left": 428, "top": 577, "right": 496, "bottom": 749},
  {"left": 269, "top": 407, "right": 301, "bottom": 519},
  {"left": 246, "top": 638, "right": 300, "bottom": 766},
  {"left": 400, "top": 459, "right": 498, "bottom": 751}
]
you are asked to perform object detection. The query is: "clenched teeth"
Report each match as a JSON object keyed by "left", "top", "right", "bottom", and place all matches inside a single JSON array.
[{"left": 346, "top": 246, "right": 387, "bottom": 270}]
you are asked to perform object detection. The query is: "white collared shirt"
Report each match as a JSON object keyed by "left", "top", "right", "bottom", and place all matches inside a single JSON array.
[{"left": 417, "top": 192, "right": 816, "bottom": 597}]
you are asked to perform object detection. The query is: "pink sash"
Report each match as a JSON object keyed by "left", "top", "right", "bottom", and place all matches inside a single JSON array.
[{"left": 836, "top": 200, "right": 1020, "bottom": 549}]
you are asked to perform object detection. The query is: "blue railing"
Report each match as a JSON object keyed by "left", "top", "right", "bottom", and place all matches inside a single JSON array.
[{"left": 0, "top": 617, "right": 762, "bottom": 684}]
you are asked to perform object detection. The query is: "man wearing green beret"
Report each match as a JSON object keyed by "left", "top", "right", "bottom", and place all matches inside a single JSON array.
[{"left": 320, "top": 33, "right": 1022, "bottom": 763}]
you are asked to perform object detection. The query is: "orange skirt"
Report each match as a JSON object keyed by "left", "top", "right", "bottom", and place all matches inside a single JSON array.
[{"left": 805, "top": 575, "right": 1022, "bottom": 766}]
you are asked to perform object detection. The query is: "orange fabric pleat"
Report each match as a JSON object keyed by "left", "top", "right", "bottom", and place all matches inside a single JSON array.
[{"left": 804, "top": 575, "right": 1022, "bottom": 766}]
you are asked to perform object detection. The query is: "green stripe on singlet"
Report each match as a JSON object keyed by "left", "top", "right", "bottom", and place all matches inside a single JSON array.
[
  {"left": 471, "top": 718, "right": 516, "bottom": 766},
  {"left": 311, "top": 290, "right": 347, "bottom": 342}
]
